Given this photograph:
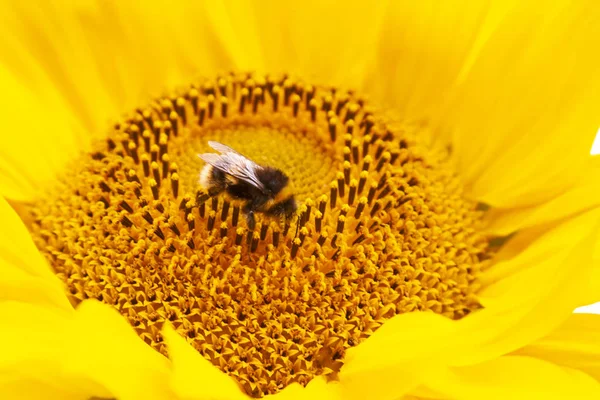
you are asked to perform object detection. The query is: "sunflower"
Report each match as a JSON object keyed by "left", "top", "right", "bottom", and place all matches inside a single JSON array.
[{"left": 1, "top": 1, "right": 600, "bottom": 399}]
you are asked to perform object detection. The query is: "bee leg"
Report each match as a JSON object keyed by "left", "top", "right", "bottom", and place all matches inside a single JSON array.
[
  {"left": 246, "top": 211, "right": 256, "bottom": 231},
  {"left": 244, "top": 211, "right": 256, "bottom": 248},
  {"left": 244, "top": 199, "right": 264, "bottom": 231}
]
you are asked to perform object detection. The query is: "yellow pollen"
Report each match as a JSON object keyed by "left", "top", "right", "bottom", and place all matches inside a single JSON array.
[{"left": 27, "top": 72, "right": 491, "bottom": 397}]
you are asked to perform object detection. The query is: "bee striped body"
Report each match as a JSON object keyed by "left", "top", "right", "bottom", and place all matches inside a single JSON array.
[{"left": 199, "top": 141, "right": 297, "bottom": 230}]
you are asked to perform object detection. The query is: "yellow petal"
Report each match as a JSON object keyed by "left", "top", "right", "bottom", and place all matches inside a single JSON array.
[
  {"left": 200, "top": 0, "right": 389, "bottom": 90},
  {"left": 273, "top": 378, "right": 341, "bottom": 400},
  {"left": 0, "top": 301, "right": 111, "bottom": 400},
  {"left": 89, "top": 0, "right": 234, "bottom": 89},
  {"left": 0, "top": 262, "right": 70, "bottom": 309},
  {"left": 445, "top": 1, "right": 600, "bottom": 209},
  {"left": 0, "top": 299, "right": 176, "bottom": 400},
  {"left": 513, "top": 313, "right": 600, "bottom": 381},
  {"left": 162, "top": 324, "right": 247, "bottom": 400},
  {"left": 68, "top": 300, "right": 174, "bottom": 400},
  {"left": 0, "top": 1, "right": 118, "bottom": 132},
  {"left": 0, "top": 196, "right": 71, "bottom": 310},
  {"left": 483, "top": 167, "right": 600, "bottom": 235},
  {"left": 199, "top": 0, "right": 266, "bottom": 73},
  {"left": 66, "top": 300, "right": 175, "bottom": 400},
  {"left": 0, "top": 375, "right": 88, "bottom": 400},
  {"left": 339, "top": 312, "right": 466, "bottom": 400},
  {"left": 363, "top": 0, "right": 493, "bottom": 118},
  {"left": 0, "top": 65, "right": 84, "bottom": 201},
  {"left": 588, "top": 247, "right": 600, "bottom": 307},
  {"left": 455, "top": 207, "right": 600, "bottom": 366},
  {"left": 427, "top": 355, "right": 600, "bottom": 400},
  {"left": 0, "top": 195, "right": 58, "bottom": 278}
]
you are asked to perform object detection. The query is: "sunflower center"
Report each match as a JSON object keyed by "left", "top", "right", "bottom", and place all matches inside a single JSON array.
[{"left": 27, "top": 73, "right": 491, "bottom": 397}]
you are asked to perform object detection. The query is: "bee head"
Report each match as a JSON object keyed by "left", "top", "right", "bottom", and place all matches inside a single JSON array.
[{"left": 259, "top": 167, "right": 289, "bottom": 196}]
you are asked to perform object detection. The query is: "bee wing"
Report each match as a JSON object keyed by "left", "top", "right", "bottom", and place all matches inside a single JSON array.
[
  {"left": 208, "top": 141, "right": 241, "bottom": 155},
  {"left": 198, "top": 152, "right": 266, "bottom": 192}
]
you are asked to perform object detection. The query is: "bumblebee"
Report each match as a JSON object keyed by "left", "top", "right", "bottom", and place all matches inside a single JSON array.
[{"left": 199, "top": 141, "right": 297, "bottom": 230}]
